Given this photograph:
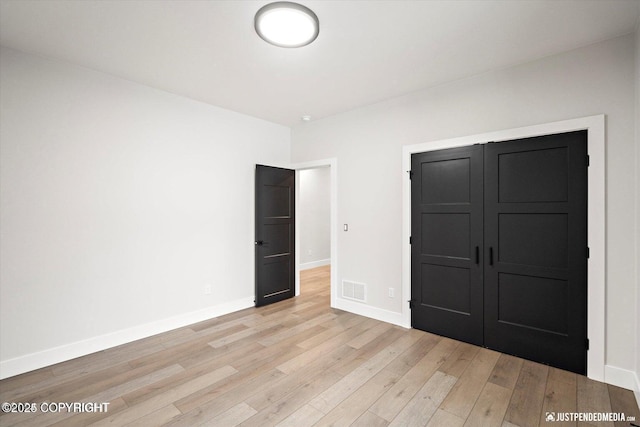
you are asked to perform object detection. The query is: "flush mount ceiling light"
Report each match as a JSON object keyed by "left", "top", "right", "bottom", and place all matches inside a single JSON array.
[{"left": 255, "top": 2, "right": 319, "bottom": 48}]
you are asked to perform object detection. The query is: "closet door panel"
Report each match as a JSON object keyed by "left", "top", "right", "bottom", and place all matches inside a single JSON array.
[
  {"left": 483, "top": 131, "right": 587, "bottom": 375},
  {"left": 411, "top": 145, "right": 483, "bottom": 345}
]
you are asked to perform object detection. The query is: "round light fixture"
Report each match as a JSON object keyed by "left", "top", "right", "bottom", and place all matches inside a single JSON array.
[{"left": 255, "top": 2, "right": 319, "bottom": 48}]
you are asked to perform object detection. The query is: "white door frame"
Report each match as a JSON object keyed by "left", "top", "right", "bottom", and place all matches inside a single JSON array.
[
  {"left": 292, "top": 158, "right": 338, "bottom": 308},
  {"left": 401, "top": 115, "right": 605, "bottom": 381}
]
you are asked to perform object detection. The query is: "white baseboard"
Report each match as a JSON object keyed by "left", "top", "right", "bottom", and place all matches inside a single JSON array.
[
  {"left": 604, "top": 364, "right": 640, "bottom": 392},
  {"left": 300, "top": 259, "right": 331, "bottom": 270},
  {"left": 333, "top": 297, "right": 409, "bottom": 328},
  {"left": 0, "top": 296, "right": 254, "bottom": 380}
]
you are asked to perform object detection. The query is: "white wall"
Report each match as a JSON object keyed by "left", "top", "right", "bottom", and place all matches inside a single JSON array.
[
  {"left": 299, "top": 168, "right": 331, "bottom": 269},
  {"left": 0, "top": 47, "right": 290, "bottom": 378},
  {"left": 291, "top": 34, "right": 638, "bottom": 379}
]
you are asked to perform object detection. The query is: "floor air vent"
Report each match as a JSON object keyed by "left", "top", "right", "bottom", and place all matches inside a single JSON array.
[{"left": 342, "top": 280, "right": 366, "bottom": 302}]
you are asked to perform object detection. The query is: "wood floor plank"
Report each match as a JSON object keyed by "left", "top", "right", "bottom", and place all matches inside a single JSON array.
[
  {"left": 227, "top": 327, "right": 318, "bottom": 373},
  {"left": 207, "top": 402, "right": 258, "bottom": 427},
  {"left": 257, "top": 312, "right": 336, "bottom": 346},
  {"left": 169, "top": 328, "right": 339, "bottom": 421},
  {"left": 296, "top": 324, "right": 352, "bottom": 350},
  {"left": 63, "top": 361, "right": 183, "bottom": 406},
  {"left": 607, "top": 384, "right": 640, "bottom": 427},
  {"left": 275, "top": 403, "right": 325, "bottom": 427},
  {"left": 318, "top": 310, "right": 365, "bottom": 329},
  {"left": 0, "top": 367, "right": 54, "bottom": 399},
  {"left": 177, "top": 340, "right": 264, "bottom": 370},
  {"left": 576, "top": 375, "right": 614, "bottom": 427},
  {"left": 439, "top": 347, "right": 501, "bottom": 419},
  {"left": 0, "top": 361, "right": 134, "bottom": 415},
  {"left": 258, "top": 297, "right": 314, "bottom": 317},
  {"left": 120, "top": 349, "right": 246, "bottom": 407},
  {"left": 488, "top": 354, "right": 524, "bottom": 390},
  {"left": 539, "top": 377, "right": 577, "bottom": 427},
  {"left": 388, "top": 370, "right": 458, "bottom": 427},
  {"left": 127, "top": 323, "right": 249, "bottom": 368},
  {"left": 239, "top": 370, "right": 343, "bottom": 427},
  {"left": 346, "top": 322, "right": 394, "bottom": 349},
  {"left": 243, "top": 344, "right": 355, "bottom": 412},
  {"left": 125, "top": 404, "right": 182, "bottom": 427},
  {"left": 320, "top": 339, "right": 435, "bottom": 427},
  {"left": 49, "top": 326, "right": 195, "bottom": 377},
  {"left": 352, "top": 411, "right": 391, "bottom": 427},
  {"left": 208, "top": 322, "right": 285, "bottom": 348},
  {"left": 314, "top": 367, "right": 401, "bottom": 427},
  {"left": 189, "top": 307, "right": 257, "bottom": 331},
  {"left": 332, "top": 327, "right": 408, "bottom": 377},
  {"left": 276, "top": 319, "right": 381, "bottom": 375},
  {"left": 504, "top": 360, "right": 549, "bottom": 427},
  {"left": 8, "top": 363, "right": 185, "bottom": 427},
  {"left": 548, "top": 367, "right": 578, "bottom": 386},
  {"left": 464, "top": 382, "right": 512, "bottom": 427},
  {"left": 438, "top": 341, "right": 479, "bottom": 378},
  {"left": 92, "top": 365, "right": 237, "bottom": 426},
  {"left": 383, "top": 333, "right": 440, "bottom": 377},
  {"left": 170, "top": 368, "right": 286, "bottom": 423},
  {"left": 369, "top": 336, "right": 459, "bottom": 422},
  {"left": 427, "top": 408, "right": 466, "bottom": 427},
  {"left": 296, "top": 315, "right": 370, "bottom": 350},
  {"left": 309, "top": 332, "right": 420, "bottom": 414}
]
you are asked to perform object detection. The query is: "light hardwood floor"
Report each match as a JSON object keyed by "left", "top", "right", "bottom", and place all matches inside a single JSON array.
[{"left": 1, "top": 265, "right": 638, "bottom": 426}]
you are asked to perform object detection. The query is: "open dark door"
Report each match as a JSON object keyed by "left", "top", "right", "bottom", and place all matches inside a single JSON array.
[
  {"left": 410, "top": 145, "right": 484, "bottom": 346},
  {"left": 255, "top": 165, "right": 295, "bottom": 307}
]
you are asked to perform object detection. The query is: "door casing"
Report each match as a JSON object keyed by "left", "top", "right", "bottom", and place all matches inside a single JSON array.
[{"left": 402, "top": 115, "right": 605, "bottom": 381}]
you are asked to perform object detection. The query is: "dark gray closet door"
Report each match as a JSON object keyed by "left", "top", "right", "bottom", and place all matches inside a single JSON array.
[
  {"left": 411, "top": 145, "right": 484, "bottom": 345},
  {"left": 483, "top": 131, "right": 588, "bottom": 374},
  {"left": 411, "top": 131, "right": 588, "bottom": 374}
]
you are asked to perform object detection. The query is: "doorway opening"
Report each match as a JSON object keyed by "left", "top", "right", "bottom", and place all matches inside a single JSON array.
[
  {"left": 294, "top": 159, "right": 338, "bottom": 306},
  {"left": 299, "top": 168, "right": 331, "bottom": 270}
]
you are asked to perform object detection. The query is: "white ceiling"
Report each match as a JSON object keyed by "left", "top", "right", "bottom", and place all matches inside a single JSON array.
[{"left": 1, "top": 0, "right": 639, "bottom": 127}]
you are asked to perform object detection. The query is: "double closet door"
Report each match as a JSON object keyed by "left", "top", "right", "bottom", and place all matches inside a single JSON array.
[{"left": 410, "top": 131, "right": 587, "bottom": 374}]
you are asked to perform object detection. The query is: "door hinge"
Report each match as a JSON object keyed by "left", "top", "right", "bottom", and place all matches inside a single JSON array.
[
  {"left": 408, "top": 300, "right": 416, "bottom": 309},
  {"left": 585, "top": 338, "right": 589, "bottom": 350},
  {"left": 409, "top": 236, "right": 412, "bottom": 245},
  {"left": 407, "top": 170, "right": 414, "bottom": 180},
  {"left": 587, "top": 155, "right": 590, "bottom": 167},
  {"left": 587, "top": 247, "right": 590, "bottom": 258}
]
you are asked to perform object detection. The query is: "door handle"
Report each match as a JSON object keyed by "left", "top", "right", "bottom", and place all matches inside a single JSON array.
[{"left": 489, "top": 247, "right": 494, "bottom": 266}]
